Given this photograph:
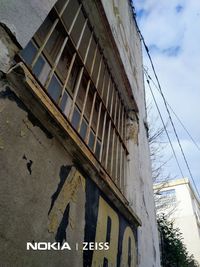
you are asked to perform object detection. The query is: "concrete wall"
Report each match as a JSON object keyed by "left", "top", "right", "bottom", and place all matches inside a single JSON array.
[
  {"left": 0, "top": 0, "right": 57, "bottom": 48},
  {"left": 0, "top": 0, "right": 161, "bottom": 266}
]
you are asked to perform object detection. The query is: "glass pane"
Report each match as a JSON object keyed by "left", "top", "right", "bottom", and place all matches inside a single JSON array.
[
  {"left": 78, "top": 24, "right": 91, "bottom": 60},
  {"left": 33, "top": 56, "right": 45, "bottom": 78},
  {"left": 80, "top": 120, "right": 87, "bottom": 139},
  {"left": 60, "top": 91, "right": 68, "bottom": 112},
  {"left": 71, "top": 108, "right": 80, "bottom": 130},
  {"left": 57, "top": 41, "right": 74, "bottom": 82},
  {"left": 45, "top": 23, "right": 65, "bottom": 62},
  {"left": 61, "top": 0, "right": 79, "bottom": 32},
  {"left": 36, "top": 15, "right": 54, "bottom": 44},
  {"left": 88, "top": 131, "right": 95, "bottom": 150},
  {"left": 20, "top": 41, "right": 37, "bottom": 65},
  {"left": 70, "top": 9, "right": 85, "bottom": 46},
  {"left": 67, "top": 61, "right": 80, "bottom": 93},
  {"left": 76, "top": 72, "right": 88, "bottom": 111},
  {"left": 95, "top": 140, "right": 101, "bottom": 159},
  {"left": 38, "top": 60, "right": 51, "bottom": 86},
  {"left": 47, "top": 75, "right": 62, "bottom": 102},
  {"left": 55, "top": 0, "right": 68, "bottom": 14}
]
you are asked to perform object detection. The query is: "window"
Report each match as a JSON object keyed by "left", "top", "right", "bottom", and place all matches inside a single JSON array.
[
  {"left": 160, "top": 189, "right": 176, "bottom": 204},
  {"left": 19, "top": 0, "right": 128, "bottom": 193},
  {"left": 160, "top": 189, "right": 176, "bottom": 197}
]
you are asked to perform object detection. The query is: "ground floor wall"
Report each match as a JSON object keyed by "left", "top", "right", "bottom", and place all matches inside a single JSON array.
[{"left": 0, "top": 80, "right": 138, "bottom": 266}]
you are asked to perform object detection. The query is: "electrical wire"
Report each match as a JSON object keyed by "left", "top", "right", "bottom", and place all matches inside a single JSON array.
[
  {"left": 144, "top": 71, "right": 200, "bottom": 153},
  {"left": 129, "top": 2, "right": 200, "bottom": 199},
  {"left": 144, "top": 73, "right": 184, "bottom": 179},
  {"left": 146, "top": 74, "right": 200, "bottom": 201}
]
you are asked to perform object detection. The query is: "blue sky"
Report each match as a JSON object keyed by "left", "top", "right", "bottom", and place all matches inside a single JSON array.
[{"left": 133, "top": 0, "right": 200, "bottom": 195}]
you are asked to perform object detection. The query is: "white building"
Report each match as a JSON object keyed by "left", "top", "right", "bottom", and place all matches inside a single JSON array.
[{"left": 154, "top": 178, "right": 200, "bottom": 264}]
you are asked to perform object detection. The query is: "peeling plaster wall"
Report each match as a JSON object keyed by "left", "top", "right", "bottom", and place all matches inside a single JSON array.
[
  {"left": 0, "top": 82, "right": 138, "bottom": 266},
  {"left": 0, "top": 0, "right": 57, "bottom": 48},
  {"left": 0, "top": 82, "right": 84, "bottom": 266}
]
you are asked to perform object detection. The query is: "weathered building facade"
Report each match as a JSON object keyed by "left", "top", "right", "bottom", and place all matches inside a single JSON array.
[{"left": 0, "top": 0, "right": 160, "bottom": 266}]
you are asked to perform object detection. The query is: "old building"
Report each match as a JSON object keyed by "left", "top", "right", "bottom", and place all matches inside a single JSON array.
[
  {"left": 154, "top": 178, "right": 200, "bottom": 264},
  {"left": 0, "top": 0, "right": 160, "bottom": 266}
]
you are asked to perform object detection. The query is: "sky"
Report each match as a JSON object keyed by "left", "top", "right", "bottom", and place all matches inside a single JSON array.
[{"left": 133, "top": 0, "right": 200, "bottom": 196}]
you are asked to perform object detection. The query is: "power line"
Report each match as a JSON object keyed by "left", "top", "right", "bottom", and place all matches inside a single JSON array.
[
  {"left": 144, "top": 73, "right": 184, "bottom": 179},
  {"left": 145, "top": 70, "right": 200, "bottom": 153},
  {"left": 129, "top": 2, "right": 200, "bottom": 199},
  {"left": 146, "top": 75, "right": 200, "bottom": 201}
]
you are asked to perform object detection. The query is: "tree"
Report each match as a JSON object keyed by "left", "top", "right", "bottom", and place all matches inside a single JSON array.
[
  {"left": 147, "top": 110, "right": 178, "bottom": 215},
  {"left": 158, "top": 215, "right": 199, "bottom": 267}
]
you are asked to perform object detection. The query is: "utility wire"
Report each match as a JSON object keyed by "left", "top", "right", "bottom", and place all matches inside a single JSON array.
[
  {"left": 145, "top": 71, "right": 200, "bottom": 153},
  {"left": 130, "top": 3, "right": 200, "bottom": 199},
  {"left": 144, "top": 73, "right": 184, "bottom": 179},
  {"left": 146, "top": 74, "right": 200, "bottom": 200}
]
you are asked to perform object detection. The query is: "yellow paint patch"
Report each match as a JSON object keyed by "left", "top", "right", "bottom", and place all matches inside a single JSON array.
[
  {"left": 92, "top": 196, "right": 119, "bottom": 266},
  {"left": 48, "top": 167, "right": 85, "bottom": 233}
]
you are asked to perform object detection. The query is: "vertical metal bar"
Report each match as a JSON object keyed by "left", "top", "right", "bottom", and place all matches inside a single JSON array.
[
  {"left": 123, "top": 150, "right": 127, "bottom": 193},
  {"left": 111, "top": 93, "right": 118, "bottom": 179},
  {"left": 99, "top": 77, "right": 111, "bottom": 162},
  {"left": 109, "top": 83, "right": 115, "bottom": 115},
  {"left": 118, "top": 101, "right": 122, "bottom": 132},
  {"left": 110, "top": 89, "right": 117, "bottom": 176},
  {"left": 67, "top": 28, "right": 94, "bottom": 121},
  {"left": 83, "top": 30, "right": 94, "bottom": 64},
  {"left": 31, "top": 18, "right": 59, "bottom": 68},
  {"left": 76, "top": 18, "right": 88, "bottom": 50},
  {"left": 121, "top": 105, "right": 125, "bottom": 139},
  {"left": 105, "top": 119, "right": 112, "bottom": 170},
  {"left": 95, "top": 56, "right": 103, "bottom": 88},
  {"left": 93, "top": 101, "right": 102, "bottom": 155},
  {"left": 100, "top": 67, "right": 107, "bottom": 98},
  {"left": 44, "top": 36, "right": 69, "bottom": 88},
  {"left": 124, "top": 110, "right": 127, "bottom": 146},
  {"left": 85, "top": 54, "right": 102, "bottom": 144},
  {"left": 121, "top": 148, "right": 125, "bottom": 192},
  {"left": 45, "top": 13, "right": 87, "bottom": 90},
  {"left": 105, "top": 83, "right": 115, "bottom": 169},
  {"left": 115, "top": 102, "right": 122, "bottom": 181},
  {"left": 59, "top": 0, "right": 71, "bottom": 17},
  {"left": 114, "top": 92, "right": 118, "bottom": 124},
  {"left": 86, "top": 55, "right": 103, "bottom": 149},
  {"left": 93, "top": 67, "right": 107, "bottom": 154},
  {"left": 77, "top": 80, "right": 91, "bottom": 132},
  {"left": 85, "top": 91, "right": 97, "bottom": 144},
  {"left": 32, "top": 0, "right": 71, "bottom": 68},
  {"left": 106, "top": 76, "right": 111, "bottom": 107},
  {"left": 110, "top": 129, "right": 116, "bottom": 177},
  {"left": 115, "top": 136, "right": 119, "bottom": 182},
  {"left": 68, "top": 66, "right": 84, "bottom": 121},
  {"left": 67, "top": 4, "right": 83, "bottom": 35},
  {"left": 58, "top": 52, "right": 76, "bottom": 104},
  {"left": 119, "top": 142, "right": 123, "bottom": 189},
  {"left": 90, "top": 42, "right": 98, "bottom": 76}
]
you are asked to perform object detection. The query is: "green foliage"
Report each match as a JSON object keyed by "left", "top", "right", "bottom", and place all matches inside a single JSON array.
[{"left": 158, "top": 215, "right": 199, "bottom": 267}]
